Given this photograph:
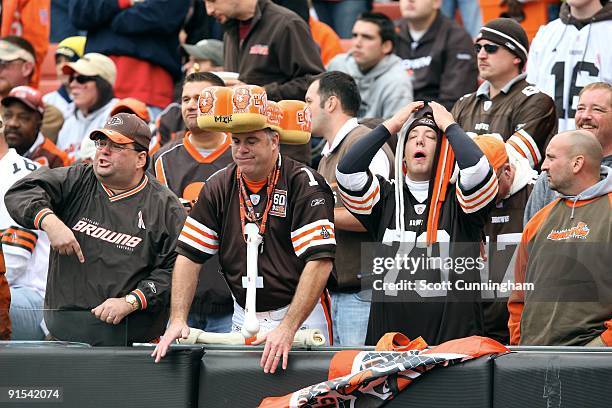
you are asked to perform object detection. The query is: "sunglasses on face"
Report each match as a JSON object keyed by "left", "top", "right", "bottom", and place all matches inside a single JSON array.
[
  {"left": 69, "top": 74, "right": 97, "bottom": 84},
  {"left": 474, "top": 43, "right": 500, "bottom": 54}
]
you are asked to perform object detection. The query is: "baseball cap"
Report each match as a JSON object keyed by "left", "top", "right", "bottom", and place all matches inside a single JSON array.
[
  {"left": 111, "top": 98, "right": 150, "bottom": 123},
  {"left": 1, "top": 86, "right": 45, "bottom": 115},
  {"left": 473, "top": 134, "right": 509, "bottom": 172},
  {"left": 0, "top": 39, "right": 35, "bottom": 63},
  {"left": 181, "top": 39, "right": 224, "bottom": 67},
  {"left": 56, "top": 36, "right": 86, "bottom": 62},
  {"left": 62, "top": 53, "right": 117, "bottom": 86},
  {"left": 89, "top": 113, "right": 151, "bottom": 151}
]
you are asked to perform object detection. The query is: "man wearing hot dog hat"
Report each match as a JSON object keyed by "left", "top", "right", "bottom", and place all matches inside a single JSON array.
[
  {"left": 154, "top": 86, "right": 335, "bottom": 374},
  {"left": 4, "top": 113, "right": 185, "bottom": 346}
]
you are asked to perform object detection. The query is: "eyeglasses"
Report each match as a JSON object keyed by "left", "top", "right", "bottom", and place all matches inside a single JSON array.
[
  {"left": 0, "top": 59, "right": 23, "bottom": 71},
  {"left": 474, "top": 43, "right": 500, "bottom": 54},
  {"left": 94, "top": 139, "right": 140, "bottom": 153},
  {"left": 69, "top": 74, "right": 97, "bottom": 84}
]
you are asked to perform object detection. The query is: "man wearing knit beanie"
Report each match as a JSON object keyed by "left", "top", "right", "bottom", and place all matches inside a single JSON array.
[
  {"left": 451, "top": 18, "right": 557, "bottom": 171},
  {"left": 43, "top": 36, "right": 86, "bottom": 119}
]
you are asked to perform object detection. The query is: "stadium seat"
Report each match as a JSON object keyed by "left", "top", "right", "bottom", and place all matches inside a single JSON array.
[
  {"left": 39, "top": 43, "right": 60, "bottom": 95},
  {"left": 372, "top": 2, "right": 402, "bottom": 21}
]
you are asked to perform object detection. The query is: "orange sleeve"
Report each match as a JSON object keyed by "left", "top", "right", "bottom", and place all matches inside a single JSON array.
[
  {"left": 508, "top": 232, "right": 528, "bottom": 345},
  {"left": 508, "top": 200, "right": 558, "bottom": 345},
  {"left": 0, "top": 250, "right": 11, "bottom": 340},
  {"left": 601, "top": 321, "right": 612, "bottom": 346},
  {"left": 309, "top": 17, "right": 343, "bottom": 66},
  {"left": 21, "top": 0, "right": 51, "bottom": 88}
]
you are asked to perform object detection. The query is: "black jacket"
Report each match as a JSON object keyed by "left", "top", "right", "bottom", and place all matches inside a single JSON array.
[
  {"left": 69, "top": 0, "right": 189, "bottom": 81},
  {"left": 223, "top": 0, "right": 324, "bottom": 101},
  {"left": 395, "top": 12, "right": 478, "bottom": 110}
]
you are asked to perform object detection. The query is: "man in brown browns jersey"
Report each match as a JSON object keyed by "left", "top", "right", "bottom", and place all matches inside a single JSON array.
[
  {"left": 153, "top": 112, "right": 335, "bottom": 374},
  {"left": 451, "top": 18, "right": 557, "bottom": 170},
  {"left": 151, "top": 72, "right": 234, "bottom": 334},
  {"left": 473, "top": 135, "right": 538, "bottom": 344},
  {"left": 5, "top": 113, "right": 185, "bottom": 346}
]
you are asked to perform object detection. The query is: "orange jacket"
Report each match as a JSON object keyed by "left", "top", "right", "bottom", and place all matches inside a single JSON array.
[
  {"left": 0, "top": 247, "right": 10, "bottom": 340},
  {"left": 309, "top": 16, "right": 343, "bottom": 66},
  {"left": 1, "top": 0, "right": 51, "bottom": 88}
]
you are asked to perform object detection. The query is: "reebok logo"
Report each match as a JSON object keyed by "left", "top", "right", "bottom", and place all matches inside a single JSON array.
[
  {"left": 547, "top": 222, "right": 590, "bottom": 241},
  {"left": 72, "top": 219, "right": 142, "bottom": 249}
]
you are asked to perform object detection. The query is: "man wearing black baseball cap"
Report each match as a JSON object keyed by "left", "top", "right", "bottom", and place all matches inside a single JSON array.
[
  {"left": 4, "top": 112, "right": 186, "bottom": 346},
  {"left": 451, "top": 18, "right": 557, "bottom": 171}
]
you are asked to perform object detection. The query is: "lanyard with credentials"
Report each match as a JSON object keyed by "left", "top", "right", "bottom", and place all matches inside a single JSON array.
[{"left": 237, "top": 154, "right": 281, "bottom": 252}]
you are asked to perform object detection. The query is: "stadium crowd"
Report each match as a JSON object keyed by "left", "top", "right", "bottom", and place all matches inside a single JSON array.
[{"left": 0, "top": 0, "right": 611, "bottom": 372}]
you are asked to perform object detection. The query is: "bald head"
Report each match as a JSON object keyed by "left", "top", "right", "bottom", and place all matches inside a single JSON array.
[
  {"left": 560, "top": 130, "right": 603, "bottom": 172},
  {"left": 542, "top": 130, "right": 603, "bottom": 195}
]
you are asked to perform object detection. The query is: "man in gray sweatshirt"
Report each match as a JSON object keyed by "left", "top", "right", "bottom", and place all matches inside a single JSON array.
[
  {"left": 524, "top": 82, "right": 612, "bottom": 225},
  {"left": 327, "top": 12, "right": 413, "bottom": 119}
]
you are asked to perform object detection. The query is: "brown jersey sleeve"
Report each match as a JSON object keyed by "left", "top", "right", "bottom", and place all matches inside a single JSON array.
[
  {"left": 506, "top": 89, "right": 557, "bottom": 169},
  {"left": 508, "top": 199, "right": 558, "bottom": 345},
  {"left": 175, "top": 172, "right": 223, "bottom": 264},
  {"left": 289, "top": 166, "right": 336, "bottom": 263}
]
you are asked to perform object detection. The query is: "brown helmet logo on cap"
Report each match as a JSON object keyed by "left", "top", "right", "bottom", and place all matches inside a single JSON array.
[
  {"left": 232, "top": 87, "right": 251, "bottom": 112},
  {"left": 106, "top": 116, "right": 124, "bottom": 126},
  {"left": 199, "top": 89, "right": 215, "bottom": 114}
]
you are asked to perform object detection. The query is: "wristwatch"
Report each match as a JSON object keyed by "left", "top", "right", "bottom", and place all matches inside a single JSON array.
[{"left": 125, "top": 294, "right": 140, "bottom": 311}]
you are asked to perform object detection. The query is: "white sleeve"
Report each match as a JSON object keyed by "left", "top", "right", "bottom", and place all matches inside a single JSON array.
[
  {"left": 335, "top": 168, "right": 369, "bottom": 192},
  {"left": 458, "top": 155, "right": 491, "bottom": 191},
  {"left": 368, "top": 149, "right": 391, "bottom": 179},
  {"left": 3, "top": 248, "right": 30, "bottom": 286}
]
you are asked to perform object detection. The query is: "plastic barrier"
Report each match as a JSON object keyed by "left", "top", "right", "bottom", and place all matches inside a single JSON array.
[
  {"left": 493, "top": 349, "right": 612, "bottom": 408},
  {"left": 0, "top": 342, "right": 203, "bottom": 408},
  {"left": 2, "top": 343, "right": 612, "bottom": 407},
  {"left": 198, "top": 346, "right": 493, "bottom": 407}
]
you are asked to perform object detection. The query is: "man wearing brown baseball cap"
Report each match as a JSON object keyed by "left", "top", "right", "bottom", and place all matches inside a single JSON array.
[{"left": 4, "top": 112, "right": 185, "bottom": 346}]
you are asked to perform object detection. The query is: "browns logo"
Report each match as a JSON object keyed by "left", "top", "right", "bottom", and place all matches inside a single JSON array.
[
  {"left": 233, "top": 87, "right": 251, "bottom": 112},
  {"left": 199, "top": 89, "right": 215, "bottom": 114},
  {"left": 253, "top": 91, "right": 267, "bottom": 114},
  {"left": 106, "top": 116, "right": 123, "bottom": 126},
  {"left": 296, "top": 106, "right": 312, "bottom": 131},
  {"left": 266, "top": 102, "right": 282, "bottom": 127},
  {"left": 183, "top": 182, "right": 205, "bottom": 206},
  {"left": 547, "top": 221, "right": 590, "bottom": 241}
]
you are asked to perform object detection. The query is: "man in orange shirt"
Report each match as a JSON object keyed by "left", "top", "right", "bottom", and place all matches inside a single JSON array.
[{"left": 1, "top": 0, "right": 50, "bottom": 88}]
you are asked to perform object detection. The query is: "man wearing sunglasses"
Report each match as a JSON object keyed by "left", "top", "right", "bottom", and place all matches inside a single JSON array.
[
  {"left": 451, "top": 18, "right": 557, "bottom": 171},
  {"left": 4, "top": 113, "right": 186, "bottom": 346}
]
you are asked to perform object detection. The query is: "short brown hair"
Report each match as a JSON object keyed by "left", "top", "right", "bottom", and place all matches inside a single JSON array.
[{"left": 579, "top": 82, "right": 612, "bottom": 107}]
